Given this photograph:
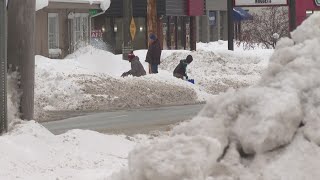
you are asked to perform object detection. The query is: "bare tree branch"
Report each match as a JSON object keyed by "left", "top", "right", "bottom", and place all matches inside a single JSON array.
[{"left": 240, "top": 7, "right": 289, "bottom": 49}]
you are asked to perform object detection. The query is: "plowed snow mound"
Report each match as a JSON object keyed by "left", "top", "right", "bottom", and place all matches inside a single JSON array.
[
  {"left": 110, "top": 14, "right": 320, "bottom": 180},
  {"left": 160, "top": 48, "right": 273, "bottom": 94}
]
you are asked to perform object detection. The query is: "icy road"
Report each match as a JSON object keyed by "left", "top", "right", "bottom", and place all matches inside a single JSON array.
[{"left": 42, "top": 104, "right": 204, "bottom": 135}]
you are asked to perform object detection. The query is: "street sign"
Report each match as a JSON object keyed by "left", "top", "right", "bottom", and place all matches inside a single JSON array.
[
  {"left": 130, "top": 17, "right": 136, "bottom": 40},
  {"left": 234, "top": 0, "right": 288, "bottom": 6},
  {"left": 91, "top": 30, "right": 103, "bottom": 38},
  {"left": 89, "top": 9, "right": 98, "bottom": 16},
  {"left": 316, "top": 0, "right": 320, "bottom": 6}
]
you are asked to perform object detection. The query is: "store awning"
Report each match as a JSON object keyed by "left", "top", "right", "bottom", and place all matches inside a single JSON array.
[{"left": 233, "top": 7, "right": 253, "bottom": 22}]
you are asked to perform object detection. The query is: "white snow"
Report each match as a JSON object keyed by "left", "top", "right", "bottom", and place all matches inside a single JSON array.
[
  {"left": 0, "top": 121, "right": 135, "bottom": 180},
  {"left": 109, "top": 13, "right": 320, "bottom": 180},
  {"left": 35, "top": 46, "right": 213, "bottom": 121},
  {"left": 36, "top": 0, "right": 48, "bottom": 11},
  {"left": 34, "top": 43, "right": 272, "bottom": 121},
  {"left": 160, "top": 45, "right": 273, "bottom": 94}
]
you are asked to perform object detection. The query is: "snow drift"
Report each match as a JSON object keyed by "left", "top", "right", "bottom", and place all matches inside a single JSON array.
[
  {"left": 0, "top": 121, "right": 135, "bottom": 180},
  {"left": 160, "top": 44, "right": 272, "bottom": 94},
  {"left": 34, "top": 48, "right": 210, "bottom": 121},
  {"left": 110, "top": 14, "right": 320, "bottom": 180}
]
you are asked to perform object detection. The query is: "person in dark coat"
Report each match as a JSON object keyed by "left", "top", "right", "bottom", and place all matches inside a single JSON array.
[
  {"left": 121, "top": 52, "right": 146, "bottom": 77},
  {"left": 145, "top": 33, "right": 162, "bottom": 74},
  {"left": 173, "top": 55, "right": 193, "bottom": 79}
]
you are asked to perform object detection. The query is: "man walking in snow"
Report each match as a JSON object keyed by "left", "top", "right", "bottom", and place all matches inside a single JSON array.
[
  {"left": 145, "top": 33, "right": 162, "bottom": 74},
  {"left": 121, "top": 52, "right": 146, "bottom": 77},
  {"left": 173, "top": 55, "right": 193, "bottom": 79}
]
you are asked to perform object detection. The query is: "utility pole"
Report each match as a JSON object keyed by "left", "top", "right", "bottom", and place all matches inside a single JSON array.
[
  {"left": 0, "top": 0, "right": 8, "bottom": 133},
  {"left": 227, "top": 0, "right": 234, "bottom": 50},
  {"left": 289, "top": 0, "right": 296, "bottom": 31},
  {"left": 147, "top": 0, "right": 157, "bottom": 39},
  {"left": 122, "top": 0, "right": 133, "bottom": 60},
  {"left": 8, "top": 0, "right": 35, "bottom": 120}
]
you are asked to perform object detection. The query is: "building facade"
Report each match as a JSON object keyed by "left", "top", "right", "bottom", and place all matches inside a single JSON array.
[
  {"left": 197, "top": 0, "right": 228, "bottom": 42},
  {"left": 35, "top": 1, "right": 102, "bottom": 58},
  {"left": 296, "top": 0, "right": 320, "bottom": 26},
  {"left": 197, "top": 0, "right": 252, "bottom": 43},
  {"left": 93, "top": 0, "right": 204, "bottom": 54}
]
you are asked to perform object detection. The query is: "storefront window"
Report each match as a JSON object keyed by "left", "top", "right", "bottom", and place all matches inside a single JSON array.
[
  {"left": 162, "top": 19, "right": 168, "bottom": 50},
  {"left": 185, "top": 17, "right": 191, "bottom": 50},
  {"left": 177, "top": 17, "right": 183, "bottom": 49},
  {"left": 169, "top": 16, "right": 176, "bottom": 49},
  {"left": 132, "top": 17, "right": 147, "bottom": 50}
]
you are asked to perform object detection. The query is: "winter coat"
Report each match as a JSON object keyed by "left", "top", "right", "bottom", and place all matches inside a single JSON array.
[
  {"left": 173, "top": 59, "right": 189, "bottom": 77},
  {"left": 126, "top": 56, "right": 146, "bottom": 77},
  {"left": 146, "top": 39, "right": 162, "bottom": 65}
]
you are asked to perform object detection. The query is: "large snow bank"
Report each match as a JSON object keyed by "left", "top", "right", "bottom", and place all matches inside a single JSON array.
[
  {"left": 35, "top": 47, "right": 210, "bottom": 121},
  {"left": 0, "top": 121, "right": 135, "bottom": 180},
  {"left": 160, "top": 47, "right": 273, "bottom": 94},
  {"left": 110, "top": 14, "right": 320, "bottom": 180}
]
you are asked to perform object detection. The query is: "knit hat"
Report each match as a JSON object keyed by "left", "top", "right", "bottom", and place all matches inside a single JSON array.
[
  {"left": 186, "top": 55, "right": 193, "bottom": 63},
  {"left": 149, "top": 33, "right": 157, "bottom": 41},
  {"left": 128, "top": 52, "right": 135, "bottom": 60}
]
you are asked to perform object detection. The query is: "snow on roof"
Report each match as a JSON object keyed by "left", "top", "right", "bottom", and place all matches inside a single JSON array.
[{"left": 36, "top": 0, "right": 111, "bottom": 11}]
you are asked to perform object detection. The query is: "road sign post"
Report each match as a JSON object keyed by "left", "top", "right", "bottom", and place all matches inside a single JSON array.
[{"left": 0, "top": 0, "right": 8, "bottom": 133}]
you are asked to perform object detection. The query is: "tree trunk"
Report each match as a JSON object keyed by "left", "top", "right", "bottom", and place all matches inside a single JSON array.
[
  {"left": 8, "top": 0, "right": 35, "bottom": 120},
  {"left": 147, "top": 0, "right": 157, "bottom": 43}
]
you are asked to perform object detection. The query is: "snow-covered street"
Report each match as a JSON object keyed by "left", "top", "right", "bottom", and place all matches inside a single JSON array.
[{"left": 2, "top": 12, "right": 320, "bottom": 180}]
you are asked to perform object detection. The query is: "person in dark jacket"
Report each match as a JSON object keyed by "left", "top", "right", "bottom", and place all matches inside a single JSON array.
[
  {"left": 145, "top": 33, "right": 162, "bottom": 74},
  {"left": 121, "top": 52, "right": 146, "bottom": 77},
  {"left": 173, "top": 55, "right": 193, "bottom": 79}
]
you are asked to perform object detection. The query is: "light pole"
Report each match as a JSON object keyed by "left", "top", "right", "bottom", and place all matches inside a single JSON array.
[
  {"left": 8, "top": 0, "right": 35, "bottom": 120},
  {"left": 0, "top": 0, "right": 8, "bottom": 133},
  {"left": 227, "top": 0, "right": 234, "bottom": 51}
]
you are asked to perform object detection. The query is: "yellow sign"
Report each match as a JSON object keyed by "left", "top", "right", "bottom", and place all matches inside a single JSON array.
[{"left": 130, "top": 17, "right": 136, "bottom": 40}]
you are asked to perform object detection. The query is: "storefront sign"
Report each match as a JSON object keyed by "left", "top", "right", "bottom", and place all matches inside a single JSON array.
[
  {"left": 234, "top": 0, "right": 288, "bottom": 6},
  {"left": 91, "top": 30, "right": 103, "bottom": 38},
  {"left": 187, "top": 0, "right": 204, "bottom": 16},
  {"left": 316, "top": 0, "right": 320, "bottom": 6}
]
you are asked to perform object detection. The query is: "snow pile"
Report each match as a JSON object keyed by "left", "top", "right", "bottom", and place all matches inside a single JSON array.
[
  {"left": 35, "top": 48, "right": 210, "bottom": 121},
  {"left": 95, "top": 0, "right": 111, "bottom": 11},
  {"left": 110, "top": 14, "right": 320, "bottom": 180},
  {"left": 160, "top": 46, "right": 273, "bottom": 94},
  {"left": 0, "top": 121, "right": 135, "bottom": 180}
]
